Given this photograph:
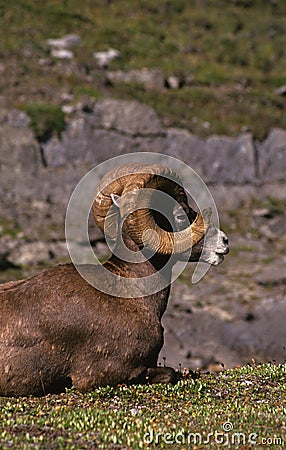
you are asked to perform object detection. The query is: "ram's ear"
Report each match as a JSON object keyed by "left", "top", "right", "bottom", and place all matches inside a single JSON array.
[{"left": 111, "top": 193, "right": 121, "bottom": 208}]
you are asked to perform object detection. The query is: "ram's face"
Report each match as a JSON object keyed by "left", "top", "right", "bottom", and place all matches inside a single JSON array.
[
  {"left": 173, "top": 203, "right": 229, "bottom": 265},
  {"left": 93, "top": 163, "right": 229, "bottom": 264},
  {"left": 187, "top": 224, "right": 229, "bottom": 265}
]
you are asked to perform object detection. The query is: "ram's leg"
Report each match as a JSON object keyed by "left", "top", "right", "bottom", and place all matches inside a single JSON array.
[
  {"left": 140, "top": 367, "right": 178, "bottom": 384},
  {"left": 0, "top": 350, "right": 45, "bottom": 396}
]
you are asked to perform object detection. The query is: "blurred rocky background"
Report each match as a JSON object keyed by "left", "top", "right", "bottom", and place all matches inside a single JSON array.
[{"left": 0, "top": 0, "right": 285, "bottom": 371}]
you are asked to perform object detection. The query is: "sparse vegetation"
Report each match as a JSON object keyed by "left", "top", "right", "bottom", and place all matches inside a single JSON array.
[
  {"left": 252, "top": 197, "right": 286, "bottom": 217},
  {"left": 0, "top": 0, "right": 286, "bottom": 139},
  {"left": 228, "top": 245, "right": 256, "bottom": 257},
  {"left": 20, "top": 103, "right": 66, "bottom": 142},
  {"left": 0, "top": 363, "right": 285, "bottom": 449},
  {"left": 0, "top": 219, "right": 21, "bottom": 238}
]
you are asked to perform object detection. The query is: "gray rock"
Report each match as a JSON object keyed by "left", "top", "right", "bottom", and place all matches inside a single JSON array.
[
  {"left": 4, "top": 237, "right": 65, "bottom": 262},
  {"left": 165, "top": 129, "right": 256, "bottom": 184},
  {"left": 274, "top": 85, "right": 286, "bottom": 96},
  {"left": 204, "top": 133, "right": 256, "bottom": 183},
  {"left": 165, "top": 75, "right": 181, "bottom": 89},
  {"left": 258, "top": 128, "right": 286, "bottom": 181},
  {"left": 42, "top": 136, "right": 68, "bottom": 167},
  {"left": 93, "top": 48, "right": 121, "bottom": 68},
  {"left": 47, "top": 34, "right": 81, "bottom": 49},
  {"left": 165, "top": 128, "right": 206, "bottom": 177},
  {"left": 210, "top": 184, "right": 258, "bottom": 210},
  {"left": 51, "top": 49, "right": 74, "bottom": 59},
  {"left": 0, "top": 109, "right": 30, "bottom": 128},
  {"left": 160, "top": 307, "right": 241, "bottom": 370},
  {"left": 161, "top": 291, "right": 286, "bottom": 370},
  {"left": 255, "top": 266, "right": 286, "bottom": 286},
  {"left": 92, "top": 99, "right": 163, "bottom": 135},
  {"left": 229, "top": 298, "right": 286, "bottom": 364},
  {"left": 0, "top": 118, "right": 68, "bottom": 240},
  {"left": 8, "top": 241, "right": 52, "bottom": 266},
  {"left": 7, "top": 240, "right": 70, "bottom": 266},
  {"left": 106, "top": 68, "right": 164, "bottom": 91},
  {"left": 42, "top": 122, "right": 136, "bottom": 167},
  {"left": 1, "top": 101, "right": 286, "bottom": 250},
  {"left": 0, "top": 123, "right": 41, "bottom": 201}
]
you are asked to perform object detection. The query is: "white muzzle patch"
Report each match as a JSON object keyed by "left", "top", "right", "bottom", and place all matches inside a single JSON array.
[{"left": 201, "top": 226, "right": 229, "bottom": 266}]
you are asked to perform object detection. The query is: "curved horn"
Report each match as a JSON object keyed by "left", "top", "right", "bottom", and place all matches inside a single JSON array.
[{"left": 93, "top": 164, "right": 211, "bottom": 255}]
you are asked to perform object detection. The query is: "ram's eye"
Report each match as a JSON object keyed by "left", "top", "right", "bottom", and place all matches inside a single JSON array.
[
  {"left": 174, "top": 212, "right": 189, "bottom": 231},
  {"left": 175, "top": 214, "right": 187, "bottom": 222}
]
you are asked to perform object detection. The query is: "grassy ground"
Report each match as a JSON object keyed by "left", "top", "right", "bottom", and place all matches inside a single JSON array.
[
  {"left": 0, "top": 0, "right": 286, "bottom": 139},
  {"left": 0, "top": 363, "right": 285, "bottom": 449}
]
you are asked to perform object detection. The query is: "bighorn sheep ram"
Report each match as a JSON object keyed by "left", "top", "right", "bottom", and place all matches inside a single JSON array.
[{"left": 0, "top": 164, "right": 229, "bottom": 397}]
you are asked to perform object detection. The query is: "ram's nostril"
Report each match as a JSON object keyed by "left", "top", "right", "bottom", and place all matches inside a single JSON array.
[{"left": 223, "top": 236, "right": 229, "bottom": 245}]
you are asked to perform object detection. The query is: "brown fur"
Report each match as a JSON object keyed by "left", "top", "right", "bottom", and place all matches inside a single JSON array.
[{"left": 0, "top": 236, "right": 178, "bottom": 397}]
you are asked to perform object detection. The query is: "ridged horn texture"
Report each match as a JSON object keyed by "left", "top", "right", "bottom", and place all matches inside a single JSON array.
[{"left": 93, "top": 164, "right": 211, "bottom": 255}]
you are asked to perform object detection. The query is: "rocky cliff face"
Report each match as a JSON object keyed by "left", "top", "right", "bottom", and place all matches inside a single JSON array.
[
  {"left": 1, "top": 99, "right": 286, "bottom": 237},
  {"left": 1, "top": 100, "right": 285, "bottom": 370}
]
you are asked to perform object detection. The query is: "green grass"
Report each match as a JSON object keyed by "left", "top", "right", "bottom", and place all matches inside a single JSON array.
[
  {"left": 19, "top": 103, "right": 66, "bottom": 143},
  {"left": 262, "top": 257, "right": 274, "bottom": 265},
  {"left": 0, "top": 219, "right": 21, "bottom": 238},
  {"left": 252, "top": 197, "right": 286, "bottom": 217},
  {"left": 0, "top": 364, "right": 285, "bottom": 449},
  {"left": 0, "top": 0, "right": 286, "bottom": 139},
  {"left": 229, "top": 245, "right": 256, "bottom": 257}
]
